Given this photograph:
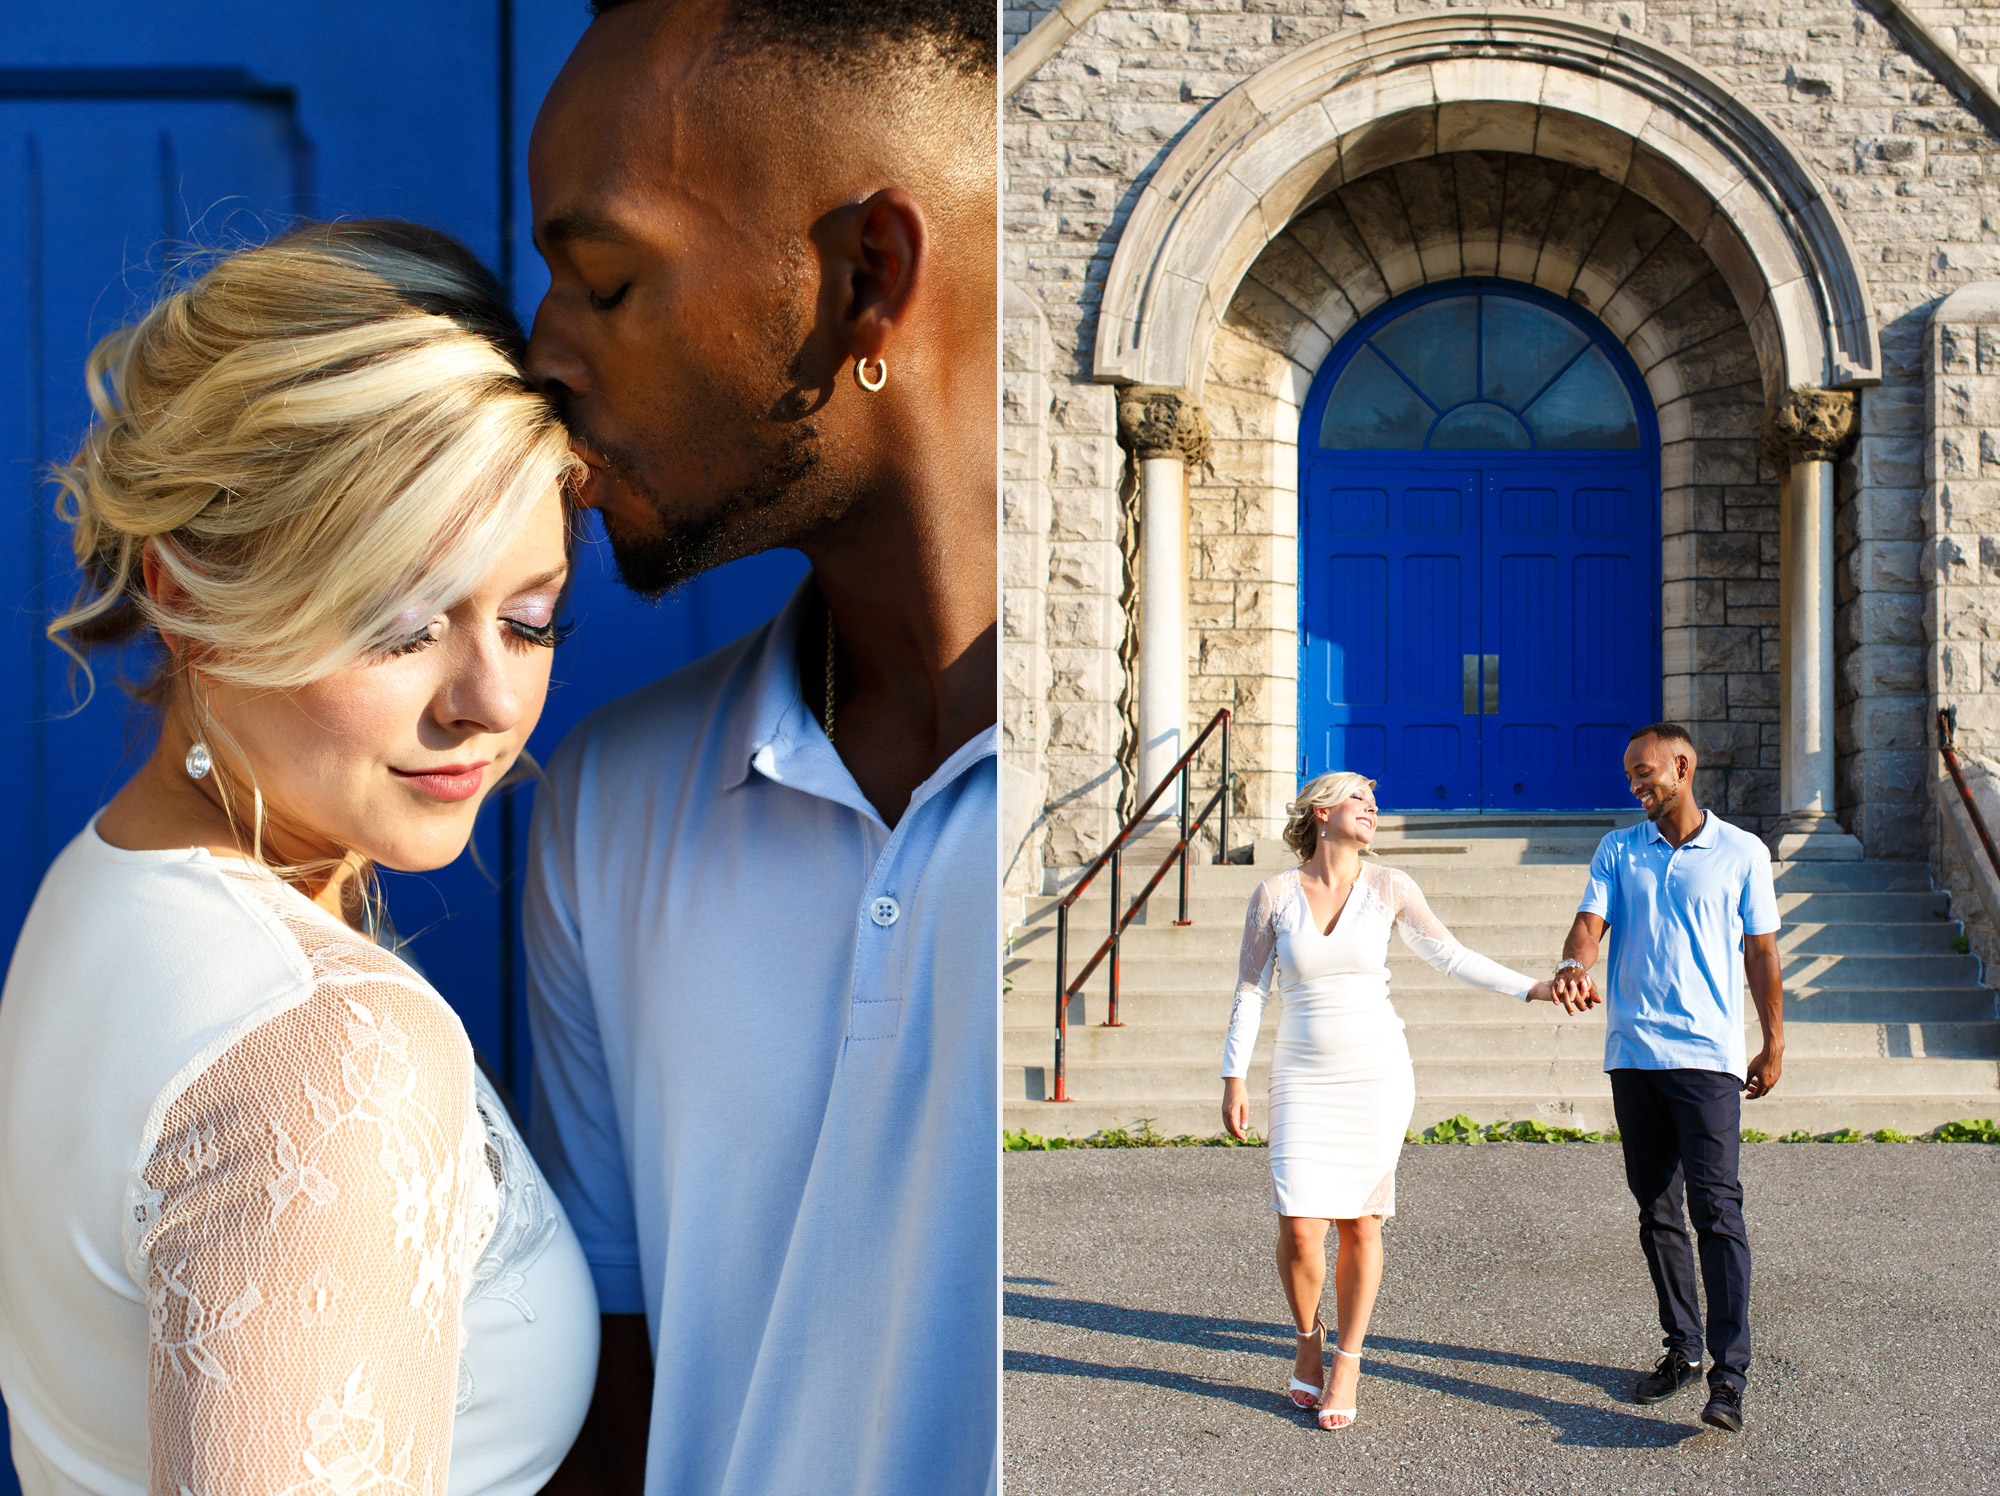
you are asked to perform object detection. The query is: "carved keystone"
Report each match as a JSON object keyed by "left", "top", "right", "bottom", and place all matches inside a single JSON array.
[
  {"left": 1760, "top": 386, "right": 1858, "bottom": 467},
  {"left": 1116, "top": 385, "right": 1211, "bottom": 465}
]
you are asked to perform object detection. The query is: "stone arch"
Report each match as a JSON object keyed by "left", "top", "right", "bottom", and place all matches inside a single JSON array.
[
  {"left": 1092, "top": 9, "right": 1880, "bottom": 407},
  {"left": 1193, "top": 151, "right": 1778, "bottom": 838}
]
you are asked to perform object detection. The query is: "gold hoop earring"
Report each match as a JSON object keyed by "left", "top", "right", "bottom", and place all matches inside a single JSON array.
[{"left": 854, "top": 356, "right": 887, "bottom": 392}]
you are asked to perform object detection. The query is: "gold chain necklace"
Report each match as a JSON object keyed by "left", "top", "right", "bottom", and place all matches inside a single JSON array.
[{"left": 823, "top": 607, "right": 837, "bottom": 745}]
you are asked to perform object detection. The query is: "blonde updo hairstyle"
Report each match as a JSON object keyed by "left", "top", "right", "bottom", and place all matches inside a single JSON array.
[
  {"left": 1282, "top": 770, "right": 1378, "bottom": 862},
  {"left": 48, "top": 219, "right": 581, "bottom": 875}
]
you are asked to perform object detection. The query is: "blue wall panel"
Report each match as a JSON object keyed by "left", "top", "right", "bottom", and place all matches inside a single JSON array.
[{"left": 0, "top": 9, "right": 807, "bottom": 1482}]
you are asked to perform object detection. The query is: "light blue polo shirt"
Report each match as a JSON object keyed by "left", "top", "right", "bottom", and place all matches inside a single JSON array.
[
  {"left": 1578, "top": 812, "right": 1780, "bottom": 1078},
  {"left": 524, "top": 581, "right": 997, "bottom": 1496}
]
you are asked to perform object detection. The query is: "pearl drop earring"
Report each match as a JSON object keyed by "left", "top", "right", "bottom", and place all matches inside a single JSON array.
[{"left": 185, "top": 679, "right": 213, "bottom": 780}]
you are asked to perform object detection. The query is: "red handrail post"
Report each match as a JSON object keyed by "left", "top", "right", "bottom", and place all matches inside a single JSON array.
[
  {"left": 1940, "top": 708, "right": 2000, "bottom": 881},
  {"left": 1052, "top": 903, "right": 1070, "bottom": 1102},
  {"left": 1105, "top": 844, "right": 1125, "bottom": 1026},
  {"left": 1043, "top": 704, "right": 1233, "bottom": 1103}
]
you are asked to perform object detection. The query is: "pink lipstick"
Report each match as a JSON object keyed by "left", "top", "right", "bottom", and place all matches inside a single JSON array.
[{"left": 390, "top": 762, "right": 489, "bottom": 803}]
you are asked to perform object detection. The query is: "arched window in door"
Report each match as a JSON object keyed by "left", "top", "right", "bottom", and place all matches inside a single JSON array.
[{"left": 1319, "top": 290, "right": 1641, "bottom": 452}]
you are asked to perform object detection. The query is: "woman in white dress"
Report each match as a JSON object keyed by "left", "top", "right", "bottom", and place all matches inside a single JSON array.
[
  {"left": 0, "top": 222, "right": 599, "bottom": 1494},
  {"left": 1220, "top": 771, "right": 1567, "bottom": 1430}
]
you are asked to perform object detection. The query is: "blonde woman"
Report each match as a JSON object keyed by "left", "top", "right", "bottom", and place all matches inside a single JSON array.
[
  {"left": 1220, "top": 772, "right": 1573, "bottom": 1430},
  {"left": 0, "top": 223, "right": 598, "bottom": 1494}
]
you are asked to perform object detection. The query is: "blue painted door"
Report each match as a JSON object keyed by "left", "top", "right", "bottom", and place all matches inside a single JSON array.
[
  {"left": 1300, "top": 282, "right": 1659, "bottom": 812},
  {"left": 0, "top": 14, "right": 805, "bottom": 1485}
]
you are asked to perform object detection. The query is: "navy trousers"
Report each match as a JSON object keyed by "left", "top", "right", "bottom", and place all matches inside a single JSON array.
[{"left": 1608, "top": 1068, "right": 1751, "bottom": 1390}]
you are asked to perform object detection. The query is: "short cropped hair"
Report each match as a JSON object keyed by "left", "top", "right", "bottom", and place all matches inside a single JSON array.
[
  {"left": 589, "top": 0, "right": 997, "bottom": 81},
  {"left": 1629, "top": 722, "right": 1697, "bottom": 752}
]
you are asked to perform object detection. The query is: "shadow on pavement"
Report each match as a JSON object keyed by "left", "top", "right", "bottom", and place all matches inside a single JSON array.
[
  {"left": 1006, "top": 1293, "right": 1704, "bottom": 1448},
  {"left": 1004, "top": 1350, "right": 1292, "bottom": 1416},
  {"left": 1363, "top": 1344, "right": 1705, "bottom": 1450},
  {"left": 1006, "top": 1291, "right": 1281, "bottom": 1359}
]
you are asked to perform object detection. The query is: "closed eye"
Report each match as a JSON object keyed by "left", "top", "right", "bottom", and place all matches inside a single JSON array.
[
  {"left": 588, "top": 283, "right": 631, "bottom": 312},
  {"left": 505, "top": 617, "right": 575, "bottom": 650}
]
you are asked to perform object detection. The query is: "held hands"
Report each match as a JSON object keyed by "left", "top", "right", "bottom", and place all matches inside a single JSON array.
[
  {"left": 1221, "top": 1076, "right": 1249, "bottom": 1141},
  {"left": 1543, "top": 966, "right": 1601, "bottom": 1015},
  {"left": 1742, "top": 1043, "right": 1783, "bottom": 1099}
]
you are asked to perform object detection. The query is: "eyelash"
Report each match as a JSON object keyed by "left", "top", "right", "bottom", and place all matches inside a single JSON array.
[
  {"left": 588, "top": 283, "right": 630, "bottom": 311},
  {"left": 506, "top": 618, "right": 575, "bottom": 649},
  {"left": 379, "top": 618, "right": 575, "bottom": 659}
]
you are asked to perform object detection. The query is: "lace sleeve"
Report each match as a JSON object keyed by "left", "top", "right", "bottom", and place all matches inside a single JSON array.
[
  {"left": 133, "top": 925, "right": 492, "bottom": 1496},
  {"left": 1221, "top": 877, "right": 1283, "bottom": 1078},
  {"left": 1385, "top": 867, "right": 1536, "bottom": 1001}
]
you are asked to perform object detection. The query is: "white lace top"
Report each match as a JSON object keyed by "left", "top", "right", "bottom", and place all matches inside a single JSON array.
[
  {"left": 0, "top": 823, "right": 597, "bottom": 1495},
  {"left": 1221, "top": 863, "right": 1536, "bottom": 1077}
]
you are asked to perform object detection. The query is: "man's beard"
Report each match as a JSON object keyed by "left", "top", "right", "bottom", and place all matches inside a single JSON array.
[
  {"left": 589, "top": 422, "right": 853, "bottom": 601},
  {"left": 1644, "top": 777, "right": 1681, "bottom": 822}
]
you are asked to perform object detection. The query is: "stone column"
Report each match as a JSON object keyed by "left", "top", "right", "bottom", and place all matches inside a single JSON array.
[
  {"left": 1762, "top": 387, "right": 1864, "bottom": 861},
  {"left": 1117, "top": 385, "right": 1210, "bottom": 809}
]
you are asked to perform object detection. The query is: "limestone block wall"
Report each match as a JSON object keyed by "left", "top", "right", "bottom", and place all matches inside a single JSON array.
[
  {"left": 1925, "top": 282, "right": 2000, "bottom": 929},
  {"left": 1004, "top": 0, "right": 2000, "bottom": 873},
  {"left": 1003, "top": 284, "right": 1053, "bottom": 899}
]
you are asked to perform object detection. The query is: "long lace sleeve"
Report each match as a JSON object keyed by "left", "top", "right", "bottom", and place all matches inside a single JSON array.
[
  {"left": 1221, "top": 877, "right": 1283, "bottom": 1077},
  {"left": 130, "top": 903, "right": 495, "bottom": 1496},
  {"left": 1385, "top": 867, "right": 1536, "bottom": 1000}
]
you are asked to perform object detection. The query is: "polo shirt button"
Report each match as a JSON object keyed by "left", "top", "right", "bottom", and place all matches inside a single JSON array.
[{"left": 870, "top": 896, "right": 901, "bottom": 927}]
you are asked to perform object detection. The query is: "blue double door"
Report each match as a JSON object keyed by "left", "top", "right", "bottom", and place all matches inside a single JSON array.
[{"left": 1301, "top": 457, "right": 1658, "bottom": 811}]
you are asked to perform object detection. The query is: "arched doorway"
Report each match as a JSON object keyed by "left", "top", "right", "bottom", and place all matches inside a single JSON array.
[{"left": 1299, "top": 279, "right": 1661, "bottom": 812}]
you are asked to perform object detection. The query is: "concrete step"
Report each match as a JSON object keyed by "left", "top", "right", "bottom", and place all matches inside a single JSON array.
[
  {"left": 1172, "top": 859, "right": 1934, "bottom": 896},
  {"left": 1003, "top": 984, "right": 1999, "bottom": 1027},
  {"left": 1003, "top": 1018, "right": 2000, "bottom": 1065},
  {"left": 1023, "top": 888, "right": 1953, "bottom": 931},
  {"left": 1004, "top": 1095, "right": 2000, "bottom": 1140},
  {"left": 1005, "top": 1053, "right": 2000, "bottom": 1104},
  {"left": 1006, "top": 948, "right": 1982, "bottom": 995},
  {"left": 1010, "top": 920, "right": 1966, "bottom": 967}
]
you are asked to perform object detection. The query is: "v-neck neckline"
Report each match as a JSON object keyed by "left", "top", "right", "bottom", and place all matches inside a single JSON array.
[{"left": 1295, "top": 866, "right": 1362, "bottom": 938}]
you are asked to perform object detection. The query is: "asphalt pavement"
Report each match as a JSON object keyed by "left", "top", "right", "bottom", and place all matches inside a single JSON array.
[{"left": 1004, "top": 1144, "right": 2000, "bottom": 1494}]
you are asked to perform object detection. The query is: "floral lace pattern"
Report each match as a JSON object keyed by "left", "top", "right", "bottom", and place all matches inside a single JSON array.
[
  {"left": 454, "top": 1074, "right": 561, "bottom": 1412},
  {"left": 130, "top": 869, "right": 497, "bottom": 1496}
]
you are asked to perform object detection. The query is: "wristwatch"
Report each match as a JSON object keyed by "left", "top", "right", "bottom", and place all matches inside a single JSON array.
[{"left": 1553, "top": 957, "right": 1585, "bottom": 976}]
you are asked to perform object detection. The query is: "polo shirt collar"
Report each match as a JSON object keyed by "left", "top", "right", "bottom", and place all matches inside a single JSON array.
[
  {"left": 1644, "top": 809, "right": 1718, "bottom": 849},
  {"left": 719, "top": 576, "right": 999, "bottom": 825}
]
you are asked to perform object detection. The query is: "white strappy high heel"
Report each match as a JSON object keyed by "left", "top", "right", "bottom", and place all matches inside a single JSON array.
[
  {"left": 1317, "top": 1347, "right": 1362, "bottom": 1429},
  {"left": 1287, "top": 1317, "right": 1328, "bottom": 1408}
]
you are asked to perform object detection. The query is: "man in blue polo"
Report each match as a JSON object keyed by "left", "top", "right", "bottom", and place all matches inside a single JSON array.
[{"left": 1551, "top": 722, "right": 1784, "bottom": 1433}]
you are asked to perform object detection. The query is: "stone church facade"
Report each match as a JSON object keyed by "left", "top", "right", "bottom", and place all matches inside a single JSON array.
[{"left": 1002, "top": 0, "right": 2000, "bottom": 907}]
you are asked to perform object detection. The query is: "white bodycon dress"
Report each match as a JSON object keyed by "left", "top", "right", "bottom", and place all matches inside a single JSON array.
[{"left": 1221, "top": 864, "right": 1536, "bottom": 1220}]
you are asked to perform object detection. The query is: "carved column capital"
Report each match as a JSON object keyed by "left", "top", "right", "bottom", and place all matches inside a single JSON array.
[
  {"left": 1760, "top": 386, "right": 1858, "bottom": 467},
  {"left": 1116, "top": 384, "right": 1211, "bottom": 465}
]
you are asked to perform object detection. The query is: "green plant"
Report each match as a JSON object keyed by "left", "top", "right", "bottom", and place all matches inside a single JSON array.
[
  {"left": 1407, "top": 1115, "right": 1616, "bottom": 1144},
  {"left": 1949, "top": 934, "right": 1971, "bottom": 954},
  {"left": 1425, "top": 1113, "right": 1487, "bottom": 1144},
  {"left": 1930, "top": 1117, "right": 2000, "bottom": 1143},
  {"left": 1779, "top": 1129, "right": 1816, "bottom": 1143},
  {"left": 1740, "top": 1128, "right": 1771, "bottom": 1143},
  {"left": 1815, "top": 1127, "right": 1865, "bottom": 1143},
  {"left": 1003, "top": 1129, "right": 1074, "bottom": 1151},
  {"left": 1870, "top": 1128, "right": 1912, "bottom": 1143}
]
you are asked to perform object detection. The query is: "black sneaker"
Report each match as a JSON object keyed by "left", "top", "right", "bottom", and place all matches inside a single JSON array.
[
  {"left": 1634, "top": 1348, "right": 1698, "bottom": 1404},
  {"left": 1701, "top": 1379, "right": 1744, "bottom": 1432}
]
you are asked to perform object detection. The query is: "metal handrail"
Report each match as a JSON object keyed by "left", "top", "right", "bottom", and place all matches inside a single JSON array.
[
  {"left": 1049, "top": 707, "right": 1232, "bottom": 1103},
  {"left": 1939, "top": 707, "right": 2000, "bottom": 881}
]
